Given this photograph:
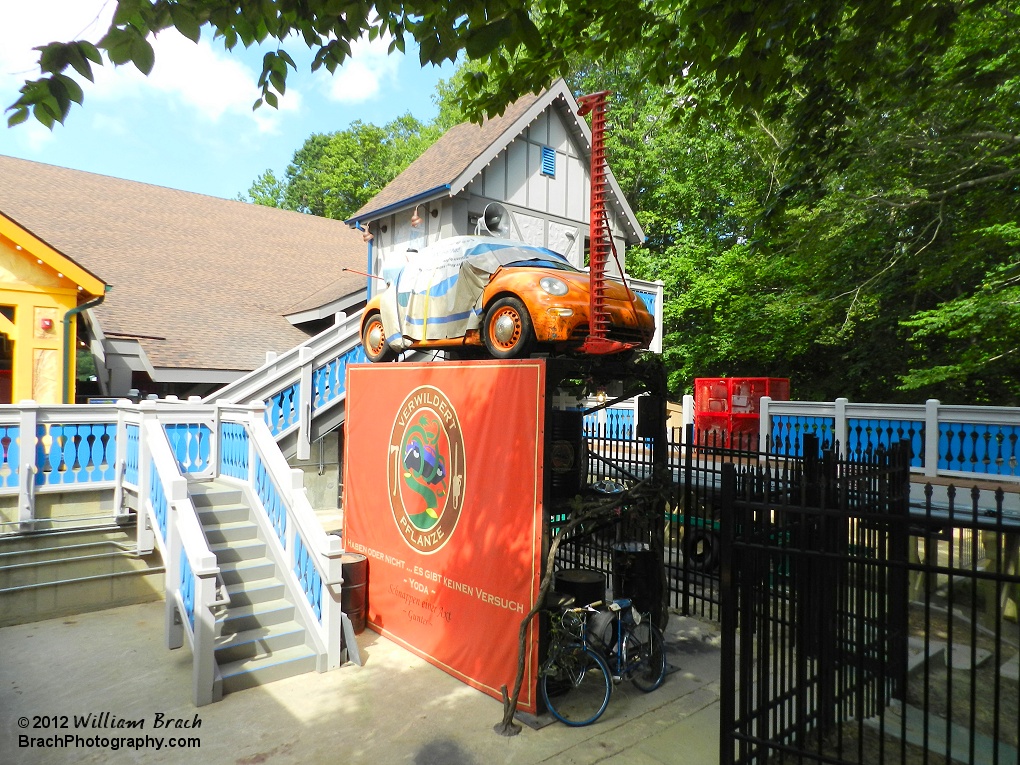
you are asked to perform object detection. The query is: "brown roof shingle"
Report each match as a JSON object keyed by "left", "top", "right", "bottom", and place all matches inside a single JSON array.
[
  {"left": 349, "top": 90, "right": 543, "bottom": 221},
  {"left": 0, "top": 155, "right": 366, "bottom": 374}
]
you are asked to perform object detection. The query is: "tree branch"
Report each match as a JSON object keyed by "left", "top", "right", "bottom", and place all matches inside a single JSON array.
[{"left": 493, "top": 473, "right": 666, "bottom": 735}]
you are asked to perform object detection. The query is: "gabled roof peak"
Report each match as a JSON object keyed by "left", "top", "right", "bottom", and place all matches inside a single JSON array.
[{"left": 348, "top": 79, "right": 643, "bottom": 244}]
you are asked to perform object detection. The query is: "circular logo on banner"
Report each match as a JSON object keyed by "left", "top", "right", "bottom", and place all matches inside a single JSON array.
[{"left": 387, "top": 385, "right": 466, "bottom": 554}]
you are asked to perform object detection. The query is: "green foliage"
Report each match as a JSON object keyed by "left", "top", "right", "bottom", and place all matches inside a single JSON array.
[
  {"left": 10, "top": 0, "right": 1020, "bottom": 405},
  {"left": 242, "top": 169, "right": 286, "bottom": 208},
  {"left": 239, "top": 114, "right": 441, "bottom": 220},
  {"left": 238, "top": 70, "right": 471, "bottom": 219},
  {"left": 566, "top": 4, "right": 1019, "bottom": 405},
  {"left": 4, "top": 0, "right": 980, "bottom": 139},
  {"left": 75, "top": 348, "right": 97, "bottom": 381}
]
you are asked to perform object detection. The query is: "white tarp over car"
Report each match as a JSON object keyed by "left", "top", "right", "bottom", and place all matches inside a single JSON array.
[{"left": 377, "top": 236, "right": 572, "bottom": 351}]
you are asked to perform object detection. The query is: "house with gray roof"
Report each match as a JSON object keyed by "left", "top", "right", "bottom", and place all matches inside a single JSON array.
[
  {"left": 0, "top": 154, "right": 368, "bottom": 401},
  {"left": 348, "top": 79, "right": 647, "bottom": 299},
  {"left": 0, "top": 78, "right": 657, "bottom": 406}
]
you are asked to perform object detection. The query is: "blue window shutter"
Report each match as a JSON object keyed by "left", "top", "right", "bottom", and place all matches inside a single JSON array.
[{"left": 541, "top": 146, "right": 556, "bottom": 177}]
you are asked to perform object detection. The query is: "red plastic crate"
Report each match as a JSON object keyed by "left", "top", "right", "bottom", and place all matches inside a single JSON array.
[
  {"left": 693, "top": 378, "right": 789, "bottom": 445},
  {"left": 695, "top": 378, "right": 730, "bottom": 414},
  {"left": 694, "top": 414, "right": 730, "bottom": 446}
]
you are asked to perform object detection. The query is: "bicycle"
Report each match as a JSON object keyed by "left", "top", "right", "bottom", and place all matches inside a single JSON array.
[
  {"left": 540, "top": 599, "right": 667, "bottom": 726},
  {"left": 588, "top": 598, "right": 667, "bottom": 692}
]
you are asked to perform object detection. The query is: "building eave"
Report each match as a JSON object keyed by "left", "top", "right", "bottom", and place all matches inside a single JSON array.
[
  {"left": 0, "top": 210, "right": 108, "bottom": 297},
  {"left": 284, "top": 287, "right": 367, "bottom": 326},
  {"left": 345, "top": 185, "right": 452, "bottom": 226}
]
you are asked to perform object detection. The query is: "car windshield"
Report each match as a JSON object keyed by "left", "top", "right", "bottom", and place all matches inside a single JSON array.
[{"left": 505, "top": 258, "right": 582, "bottom": 272}]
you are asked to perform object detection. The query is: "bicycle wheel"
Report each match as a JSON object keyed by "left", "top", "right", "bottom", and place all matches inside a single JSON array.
[
  {"left": 626, "top": 621, "right": 667, "bottom": 692},
  {"left": 540, "top": 644, "right": 612, "bottom": 726}
]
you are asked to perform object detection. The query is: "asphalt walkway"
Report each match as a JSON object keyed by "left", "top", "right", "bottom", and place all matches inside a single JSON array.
[{"left": 0, "top": 601, "right": 721, "bottom": 765}]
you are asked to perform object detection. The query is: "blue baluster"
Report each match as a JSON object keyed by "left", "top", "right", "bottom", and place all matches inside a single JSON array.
[
  {"left": 180, "top": 553, "right": 196, "bottom": 630},
  {"left": 125, "top": 424, "right": 139, "bottom": 485}
]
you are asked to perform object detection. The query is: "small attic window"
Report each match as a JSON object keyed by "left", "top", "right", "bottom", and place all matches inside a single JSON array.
[{"left": 541, "top": 146, "right": 556, "bottom": 177}]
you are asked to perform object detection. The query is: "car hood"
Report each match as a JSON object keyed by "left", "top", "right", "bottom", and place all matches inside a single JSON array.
[{"left": 537, "top": 269, "right": 642, "bottom": 303}]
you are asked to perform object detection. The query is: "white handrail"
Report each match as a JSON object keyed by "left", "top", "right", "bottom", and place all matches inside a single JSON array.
[
  {"left": 206, "top": 312, "right": 364, "bottom": 407},
  {"left": 220, "top": 404, "right": 344, "bottom": 670},
  {"left": 758, "top": 397, "right": 1020, "bottom": 485},
  {"left": 142, "top": 417, "right": 222, "bottom": 706}
]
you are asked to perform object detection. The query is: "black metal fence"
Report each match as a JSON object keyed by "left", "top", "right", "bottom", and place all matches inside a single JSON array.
[
  {"left": 566, "top": 422, "right": 1020, "bottom": 764},
  {"left": 719, "top": 438, "right": 912, "bottom": 763},
  {"left": 557, "top": 422, "right": 767, "bottom": 621}
]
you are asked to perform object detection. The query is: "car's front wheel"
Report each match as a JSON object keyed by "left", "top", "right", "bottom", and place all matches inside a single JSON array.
[
  {"left": 362, "top": 311, "right": 395, "bottom": 362},
  {"left": 483, "top": 297, "right": 536, "bottom": 359}
]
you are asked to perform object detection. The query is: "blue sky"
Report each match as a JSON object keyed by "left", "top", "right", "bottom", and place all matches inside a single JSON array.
[{"left": 0, "top": 0, "right": 456, "bottom": 201}]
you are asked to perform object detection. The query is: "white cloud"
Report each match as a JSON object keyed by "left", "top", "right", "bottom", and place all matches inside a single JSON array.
[
  {"left": 18, "top": 120, "right": 57, "bottom": 152},
  {"left": 1, "top": 0, "right": 300, "bottom": 135},
  {"left": 0, "top": 1, "right": 115, "bottom": 98},
  {"left": 323, "top": 35, "right": 403, "bottom": 104},
  {"left": 93, "top": 32, "right": 303, "bottom": 131}
]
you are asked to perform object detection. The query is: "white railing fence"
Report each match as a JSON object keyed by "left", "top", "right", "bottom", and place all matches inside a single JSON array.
[
  {"left": 205, "top": 312, "right": 366, "bottom": 460},
  {"left": 0, "top": 396, "right": 346, "bottom": 701},
  {"left": 677, "top": 394, "right": 1020, "bottom": 486},
  {"left": 216, "top": 403, "right": 344, "bottom": 671},
  {"left": 0, "top": 401, "right": 134, "bottom": 533}
]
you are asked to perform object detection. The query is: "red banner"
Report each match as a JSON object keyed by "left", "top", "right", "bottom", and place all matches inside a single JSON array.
[{"left": 343, "top": 360, "right": 545, "bottom": 713}]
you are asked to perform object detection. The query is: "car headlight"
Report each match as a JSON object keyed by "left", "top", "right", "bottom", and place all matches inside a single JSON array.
[{"left": 540, "top": 277, "right": 569, "bottom": 296}]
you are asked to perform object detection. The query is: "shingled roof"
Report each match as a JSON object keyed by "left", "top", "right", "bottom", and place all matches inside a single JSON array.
[
  {"left": 349, "top": 88, "right": 545, "bottom": 221},
  {"left": 349, "top": 79, "right": 643, "bottom": 243},
  {"left": 0, "top": 155, "right": 366, "bottom": 376}
]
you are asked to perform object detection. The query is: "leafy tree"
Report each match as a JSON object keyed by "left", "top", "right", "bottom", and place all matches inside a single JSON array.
[
  {"left": 240, "top": 114, "right": 440, "bottom": 220},
  {"left": 758, "top": 1, "right": 1020, "bottom": 403},
  {"left": 566, "top": 2, "right": 1019, "bottom": 405},
  {"left": 7, "top": 0, "right": 978, "bottom": 157},
  {"left": 241, "top": 169, "right": 286, "bottom": 208},
  {"left": 238, "top": 68, "right": 480, "bottom": 218}
]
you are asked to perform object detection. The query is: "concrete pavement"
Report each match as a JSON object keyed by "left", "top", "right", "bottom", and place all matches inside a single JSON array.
[{"left": 1, "top": 601, "right": 721, "bottom": 764}]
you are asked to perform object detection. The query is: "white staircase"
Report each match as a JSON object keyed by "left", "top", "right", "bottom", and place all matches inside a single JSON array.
[
  {"left": 0, "top": 524, "right": 164, "bottom": 628},
  {"left": 191, "top": 479, "right": 321, "bottom": 696}
]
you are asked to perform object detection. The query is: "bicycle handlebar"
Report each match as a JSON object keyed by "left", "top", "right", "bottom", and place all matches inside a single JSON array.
[{"left": 563, "top": 600, "right": 603, "bottom": 614}]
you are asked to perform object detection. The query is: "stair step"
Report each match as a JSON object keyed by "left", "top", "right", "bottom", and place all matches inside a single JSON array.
[
  {"left": 219, "top": 558, "right": 276, "bottom": 586},
  {"left": 225, "top": 578, "right": 286, "bottom": 607},
  {"left": 189, "top": 482, "right": 244, "bottom": 508},
  {"left": 219, "top": 644, "right": 318, "bottom": 694},
  {"left": 196, "top": 503, "right": 250, "bottom": 525},
  {"left": 0, "top": 550, "right": 149, "bottom": 590},
  {"left": 0, "top": 525, "right": 132, "bottom": 554},
  {"left": 219, "top": 599, "right": 295, "bottom": 634},
  {"left": 215, "top": 622, "right": 307, "bottom": 664},
  {"left": 210, "top": 538, "right": 266, "bottom": 563},
  {"left": 203, "top": 520, "right": 259, "bottom": 545},
  {"left": 0, "top": 539, "right": 134, "bottom": 567},
  {"left": 185, "top": 477, "right": 322, "bottom": 699}
]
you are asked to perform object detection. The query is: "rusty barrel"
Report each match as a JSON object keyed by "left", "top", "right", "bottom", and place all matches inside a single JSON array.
[{"left": 340, "top": 553, "right": 368, "bottom": 634}]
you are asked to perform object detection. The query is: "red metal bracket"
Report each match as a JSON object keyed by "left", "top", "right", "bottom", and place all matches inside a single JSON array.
[{"left": 577, "top": 91, "right": 637, "bottom": 356}]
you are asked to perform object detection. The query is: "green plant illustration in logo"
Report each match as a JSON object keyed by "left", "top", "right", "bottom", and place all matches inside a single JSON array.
[{"left": 401, "top": 414, "right": 449, "bottom": 530}]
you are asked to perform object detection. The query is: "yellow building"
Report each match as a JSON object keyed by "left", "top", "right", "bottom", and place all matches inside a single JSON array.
[{"left": 0, "top": 212, "right": 107, "bottom": 404}]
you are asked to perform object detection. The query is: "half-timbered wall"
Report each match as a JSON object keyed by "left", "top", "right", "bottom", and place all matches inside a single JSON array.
[{"left": 369, "top": 104, "right": 631, "bottom": 278}]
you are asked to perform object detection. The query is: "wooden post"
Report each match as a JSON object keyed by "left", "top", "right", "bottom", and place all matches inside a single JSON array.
[
  {"left": 17, "top": 402, "right": 37, "bottom": 530},
  {"left": 297, "top": 347, "right": 314, "bottom": 461}
]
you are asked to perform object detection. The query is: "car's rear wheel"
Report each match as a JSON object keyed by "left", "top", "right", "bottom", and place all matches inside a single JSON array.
[
  {"left": 362, "top": 312, "right": 395, "bottom": 362},
  {"left": 483, "top": 297, "right": 535, "bottom": 359}
]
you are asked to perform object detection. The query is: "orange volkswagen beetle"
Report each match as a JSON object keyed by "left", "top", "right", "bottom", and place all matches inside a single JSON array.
[{"left": 360, "top": 236, "right": 654, "bottom": 362}]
